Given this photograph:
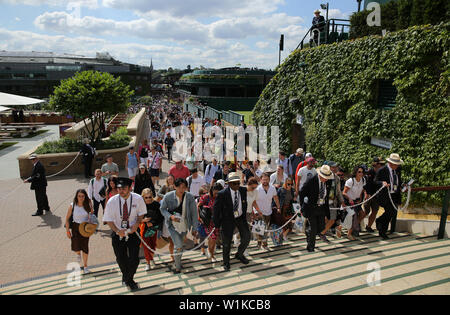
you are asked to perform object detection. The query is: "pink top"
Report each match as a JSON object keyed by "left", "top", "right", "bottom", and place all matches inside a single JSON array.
[{"left": 169, "top": 165, "right": 190, "bottom": 180}]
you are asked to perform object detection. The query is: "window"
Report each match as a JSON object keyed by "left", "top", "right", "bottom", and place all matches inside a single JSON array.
[{"left": 377, "top": 79, "right": 398, "bottom": 109}]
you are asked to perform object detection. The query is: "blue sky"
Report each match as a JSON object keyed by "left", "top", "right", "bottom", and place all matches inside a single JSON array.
[{"left": 0, "top": 0, "right": 358, "bottom": 69}]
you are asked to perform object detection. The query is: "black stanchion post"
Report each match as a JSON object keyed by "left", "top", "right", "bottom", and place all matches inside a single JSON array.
[{"left": 438, "top": 190, "right": 449, "bottom": 239}]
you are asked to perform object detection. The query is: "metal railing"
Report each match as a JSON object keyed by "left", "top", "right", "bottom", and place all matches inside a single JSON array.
[
  {"left": 184, "top": 102, "right": 244, "bottom": 126},
  {"left": 410, "top": 186, "right": 450, "bottom": 239},
  {"left": 296, "top": 18, "right": 351, "bottom": 50}
]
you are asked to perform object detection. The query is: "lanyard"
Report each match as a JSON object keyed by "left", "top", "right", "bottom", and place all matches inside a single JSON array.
[{"left": 119, "top": 194, "right": 133, "bottom": 221}]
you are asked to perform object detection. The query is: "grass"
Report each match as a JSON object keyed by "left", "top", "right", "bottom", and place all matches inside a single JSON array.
[
  {"left": 12, "top": 129, "right": 49, "bottom": 139},
  {"left": 0, "top": 142, "right": 19, "bottom": 151},
  {"left": 235, "top": 111, "right": 254, "bottom": 125}
]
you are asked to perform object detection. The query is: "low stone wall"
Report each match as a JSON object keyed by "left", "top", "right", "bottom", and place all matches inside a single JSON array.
[
  {"left": 18, "top": 137, "right": 135, "bottom": 179},
  {"left": 17, "top": 108, "right": 148, "bottom": 178},
  {"left": 0, "top": 113, "right": 75, "bottom": 124}
]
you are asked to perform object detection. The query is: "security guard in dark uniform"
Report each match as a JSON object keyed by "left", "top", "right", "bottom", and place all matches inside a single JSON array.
[{"left": 24, "top": 154, "right": 50, "bottom": 216}]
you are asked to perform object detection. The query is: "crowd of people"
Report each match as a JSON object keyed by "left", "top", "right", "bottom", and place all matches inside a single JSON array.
[{"left": 24, "top": 94, "right": 407, "bottom": 292}]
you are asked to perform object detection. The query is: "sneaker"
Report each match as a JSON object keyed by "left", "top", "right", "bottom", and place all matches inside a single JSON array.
[
  {"left": 243, "top": 250, "right": 249, "bottom": 257},
  {"left": 210, "top": 257, "right": 217, "bottom": 263},
  {"left": 83, "top": 267, "right": 91, "bottom": 274},
  {"left": 149, "top": 260, "right": 156, "bottom": 269},
  {"left": 320, "top": 233, "right": 330, "bottom": 243},
  {"left": 144, "top": 264, "right": 151, "bottom": 271},
  {"left": 283, "top": 234, "right": 288, "bottom": 241},
  {"left": 205, "top": 251, "right": 211, "bottom": 259}
]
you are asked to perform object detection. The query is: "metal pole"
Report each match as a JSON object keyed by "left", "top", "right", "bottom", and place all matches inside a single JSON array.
[
  {"left": 438, "top": 190, "right": 449, "bottom": 239},
  {"left": 326, "top": 2, "right": 329, "bottom": 21}
]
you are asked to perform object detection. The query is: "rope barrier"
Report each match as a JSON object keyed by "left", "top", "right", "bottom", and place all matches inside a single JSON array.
[
  {"left": 136, "top": 226, "right": 217, "bottom": 257},
  {"left": 46, "top": 152, "right": 81, "bottom": 178}
]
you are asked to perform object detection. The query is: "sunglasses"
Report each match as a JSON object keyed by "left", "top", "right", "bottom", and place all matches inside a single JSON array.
[
  {"left": 286, "top": 183, "right": 292, "bottom": 186},
  {"left": 144, "top": 197, "right": 152, "bottom": 199}
]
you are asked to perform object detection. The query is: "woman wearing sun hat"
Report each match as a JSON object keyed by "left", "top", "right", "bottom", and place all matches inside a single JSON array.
[
  {"left": 375, "top": 153, "right": 404, "bottom": 240},
  {"left": 65, "top": 189, "right": 94, "bottom": 274}
]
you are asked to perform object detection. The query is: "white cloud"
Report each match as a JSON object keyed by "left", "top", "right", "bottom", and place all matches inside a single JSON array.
[
  {"left": 0, "top": 28, "right": 279, "bottom": 70},
  {"left": 0, "top": 0, "right": 99, "bottom": 8},
  {"left": 102, "top": 0, "right": 285, "bottom": 18},
  {"left": 256, "top": 41, "right": 270, "bottom": 49}
]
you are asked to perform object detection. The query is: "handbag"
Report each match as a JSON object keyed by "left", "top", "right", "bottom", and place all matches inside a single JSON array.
[
  {"left": 252, "top": 220, "right": 266, "bottom": 236},
  {"left": 199, "top": 205, "right": 212, "bottom": 226}
]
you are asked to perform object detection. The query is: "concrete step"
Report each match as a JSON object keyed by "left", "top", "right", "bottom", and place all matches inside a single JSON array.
[{"left": 1, "top": 233, "right": 448, "bottom": 295}]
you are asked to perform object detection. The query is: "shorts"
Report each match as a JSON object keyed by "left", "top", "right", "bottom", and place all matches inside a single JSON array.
[
  {"left": 329, "top": 209, "right": 339, "bottom": 221},
  {"left": 71, "top": 222, "right": 89, "bottom": 254},
  {"left": 150, "top": 168, "right": 160, "bottom": 177},
  {"left": 127, "top": 167, "right": 138, "bottom": 178},
  {"left": 364, "top": 198, "right": 380, "bottom": 215}
]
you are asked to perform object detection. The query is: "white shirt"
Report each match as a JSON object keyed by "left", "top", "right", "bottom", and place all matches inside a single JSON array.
[
  {"left": 72, "top": 203, "right": 90, "bottom": 224},
  {"left": 88, "top": 177, "right": 106, "bottom": 202},
  {"left": 318, "top": 179, "right": 327, "bottom": 206},
  {"left": 230, "top": 188, "right": 243, "bottom": 218},
  {"left": 256, "top": 184, "right": 277, "bottom": 216},
  {"left": 188, "top": 175, "right": 205, "bottom": 197},
  {"left": 103, "top": 192, "right": 147, "bottom": 230},
  {"left": 345, "top": 177, "right": 365, "bottom": 201},
  {"left": 297, "top": 166, "right": 317, "bottom": 191},
  {"left": 387, "top": 164, "right": 398, "bottom": 193},
  {"left": 247, "top": 189, "right": 259, "bottom": 214},
  {"left": 270, "top": 172, "right": 288, "bottom": 186}
]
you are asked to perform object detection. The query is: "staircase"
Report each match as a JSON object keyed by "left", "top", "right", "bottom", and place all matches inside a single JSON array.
[{"left": 1, "top": 232, "right": 448, "bottom": 295}]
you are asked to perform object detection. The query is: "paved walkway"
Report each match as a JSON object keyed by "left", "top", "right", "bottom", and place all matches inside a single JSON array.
[{"left": 0, "top": 125, "right": 60, "bottom": 180}]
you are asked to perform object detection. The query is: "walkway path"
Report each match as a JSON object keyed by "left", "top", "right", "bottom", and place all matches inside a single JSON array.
[{"left": 0, "top": 125, "right": 60, "bottom": 180}]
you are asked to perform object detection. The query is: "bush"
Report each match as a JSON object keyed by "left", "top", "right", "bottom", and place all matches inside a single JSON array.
[
  {"left": 253, "top": 23, "right": 450, "bottom": 205},
  {"left": 350, "top": 0, "right": 450, "bottom": 39},
  {"left": 35, "top": 127, "right": 131, "bottom": 154}
]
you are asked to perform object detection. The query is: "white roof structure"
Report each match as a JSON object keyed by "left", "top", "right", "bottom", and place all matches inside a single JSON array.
[
  {"left": 0, "top": 105, "right": 11, "bottom": 112},
  {"left": 0, "top": 92, "right": 45, "bottom": 106}
]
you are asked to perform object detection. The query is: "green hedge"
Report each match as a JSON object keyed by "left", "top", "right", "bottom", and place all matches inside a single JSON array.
[
  {"left": 253, "top": 23, "right": 450, "bottom": 205},
  {"left": 36, "top": 127, "right": 131, "bottom": 154},
  {"left": 350, "top": 0, "right": 450, "bottom": 39}
]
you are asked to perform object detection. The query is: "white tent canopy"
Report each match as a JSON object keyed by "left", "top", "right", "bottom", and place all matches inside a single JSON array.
[
  {"left": 0, "top": 92, "right": 45, "bottom": 106},
  {"left": 0, "top": 105, "right": 11, "bottom": 112}
]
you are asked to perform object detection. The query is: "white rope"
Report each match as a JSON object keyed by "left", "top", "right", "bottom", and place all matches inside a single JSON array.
[
  {"left": 329, "top": 185, "right": 386, "bottom": 210},
  {"left": 46, "top": 152, "right": 81, "bottom": 178},
  {"left": 136, "top": 227, "right": 216, "bottom": 257},
  {"left": 388, "top": 185, "right": 412, "bottom": 212},
  {"left": 263, "top": 213, "right": 299, "bottom": 233}
]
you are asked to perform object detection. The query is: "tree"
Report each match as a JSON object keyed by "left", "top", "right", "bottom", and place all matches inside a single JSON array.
[{"left": 50, "top": 71, "right": 134, "bottom": 144}]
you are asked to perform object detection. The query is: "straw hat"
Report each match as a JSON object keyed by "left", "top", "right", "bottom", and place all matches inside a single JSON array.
[
  {"left": 296, "top": 148, "right": 304, "bottom": 154},
  {"left": 79, "top": 222, "right": 97, "bottom": 238},
  {"left": 386, "top": 153, "right": 404, "bottom": 165},
  {"left": 28, "top": 153, "right": 38, "bottom": 160},
  {"left": 314, "top": 9, "right": 321, "bottom": 14},
  {"left": 317, "top": 165, "right": 334, "bottom": 180},
  {"left": 227, "top": 172, "right": 240, "bottom": 183}
]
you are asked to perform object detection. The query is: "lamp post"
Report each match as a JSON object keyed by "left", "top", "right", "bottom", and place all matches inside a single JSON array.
[
  {"left": 357, "top": 0, "right": 363, "bottom": 12},
  {"left": 320, "top": 3, "right": 329, "bottom": 21},
  {"left": 279, "top": 34, "right": 284, "bottom": 67}
]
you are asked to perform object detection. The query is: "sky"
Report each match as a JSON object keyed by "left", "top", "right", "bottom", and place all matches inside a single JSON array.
[{"left": 0, "top": 0, "right": 359, "bottom": 70}]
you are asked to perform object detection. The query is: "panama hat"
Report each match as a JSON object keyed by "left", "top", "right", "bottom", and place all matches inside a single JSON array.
[
  {"left": 314, "top": 9, "right": 321, "bottom": 14},
  {"left": 28, "top": 153, "right": 38, "bottom": 160},
  {"left": 296, "top": 148, "right": 304, "bottom": 154},
  {"left": 227, "top": 172, "right": 240, "bottom": 183},
  {"left": 317, "top": 165, "right": 334, "bottom": 180},
  {"left": 386, "top": 153, "right": 404, "bottom": 165},
  {"left": 79, "top": 222, "right": 97, "bottom": 238}
]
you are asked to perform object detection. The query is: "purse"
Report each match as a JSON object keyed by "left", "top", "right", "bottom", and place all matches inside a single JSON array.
[{"left": 199, "top": 205, "right": 212, "bottom": 226}]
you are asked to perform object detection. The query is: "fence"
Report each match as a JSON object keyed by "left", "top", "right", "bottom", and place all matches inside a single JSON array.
[{"left": 184, "top": 102, "right": 244, "bottom": 126}]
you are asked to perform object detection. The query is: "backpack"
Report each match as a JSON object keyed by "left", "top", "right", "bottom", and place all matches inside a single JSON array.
[
  {"left": 206, "top": 163, "right": 221, "bottom": 177},
  {"left": 140, "top": 146, "right": 148, "bottom": 158},
  {"left": 91, "top": 178, "right": 108, "bottom": 198}
]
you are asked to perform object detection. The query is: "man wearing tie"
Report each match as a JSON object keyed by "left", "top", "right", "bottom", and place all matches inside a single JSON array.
[
  {"left": 103, "top": 177, "right": 147, "bottom": 291},
  {"left": 213, "top": 172, "right": 250, "bottom": 271},
  {"left": 375, "top": 153, "right": 404, "bottom": 240},
  {"left": 24, "top": 154, "right": 50, "bottom": 216},
  {"left": 299, "top": 165, "right": 334, "bottom": 252}
]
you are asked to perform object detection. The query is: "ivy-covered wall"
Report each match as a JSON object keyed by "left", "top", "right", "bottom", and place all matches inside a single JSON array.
[
  {"left": 253, "top": 23, "right": 449, "bottom": 204},
  {"left": 351, "top": 0, "right": 450, "bottom": 39}
]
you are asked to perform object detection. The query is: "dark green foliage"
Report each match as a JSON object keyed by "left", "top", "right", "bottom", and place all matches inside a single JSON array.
[
  {"left": 50, "top": 71, "right": 134, "bottom": 145},
  {"left": 253, "top": 23, "right": 450, "bottom": 205},
  {"left": 350, "top": 0, "right": 449, "bottom": 39},
  {"left": 35, "top": 127, "right": 131, "bottom": 154}
]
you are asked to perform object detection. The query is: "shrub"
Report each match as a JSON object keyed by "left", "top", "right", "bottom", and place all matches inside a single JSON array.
[
  {"left": 349, "top": 0, "right": 450, "bottom": 39},
  {"left": 253, "top": 23, "right": 450, "bottom": 205}
]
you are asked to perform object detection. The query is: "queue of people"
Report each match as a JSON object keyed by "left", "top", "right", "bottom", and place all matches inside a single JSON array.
[{"left": 21, "top": 94, "right": 407, "bottom": 293}]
